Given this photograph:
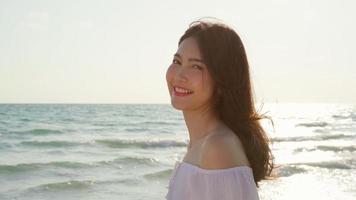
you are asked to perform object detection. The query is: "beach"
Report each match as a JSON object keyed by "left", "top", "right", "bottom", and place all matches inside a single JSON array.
[{"left": 0, "top": 103, "right": 355, "bottom": 200}]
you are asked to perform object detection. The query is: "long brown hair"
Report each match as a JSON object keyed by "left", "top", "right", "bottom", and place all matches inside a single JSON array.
[{"left": 179, "top": 19, "right": 275, "bottom": 187}]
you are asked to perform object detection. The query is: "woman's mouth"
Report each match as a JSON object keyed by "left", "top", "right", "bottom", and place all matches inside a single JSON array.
[{"left": 173, "top": 86, "right": 193, "bottom": 97}]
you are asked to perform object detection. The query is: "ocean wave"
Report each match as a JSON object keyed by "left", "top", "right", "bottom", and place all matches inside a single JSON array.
[
  {"left": 122, "top": 113, "right": 145, "bottom": 117},
  {"left": 124, "top": 127, "right": 149, "bottom": 132},
  {"left": 273, "top": 160, "right": 354, "bottom": 176},
  {"left": 31, "top": 128, "right": 63, "bottom": 135},
  {"left": 20, "top": 140, "right": 83, "bottom": 148},
  {"left": 273, "top": 165, "right": 308, "bottom": 177},
  {"left": 332, "top": 114, "right": 350, "bottom": 120},
  {"left": 0, "top": 142, "right": 12, "bottom": 149},
  {"left": 294, "top": 145, "right": 356, "bottom": 153},
  {"left": 95, "top": 139, "right": 187, "bottom": 149},
  {"left": 296, "top": 161, "right": 353, "bottom": 169},
  {"left": 316, "top": 145, "right": 356, "bottom": 152},
  {"left": 0, "top": 161, "right": 93, "bottom": 174},
  {"left": 313, "top": 129, "right": 329, "bottom": 133},
  {"left": 113, "top": 178, "right": 143, "bottom": 185},
  {"left": 0, "top": 157, "right": 161, "bottom": 176},
  {"left": 144, "top": 169, "right": 173, "bottom": 180},
  {"left": 25, "top": 178, "right": 141, "bottom": 194},
  {"left": 29, "top": 180, "right": 95, "bottom": 192},
  {"left": 92, "top": 123, "right": 117, "bottom": 127},
  {"left": 296, "top": 122, "right": 328, "bottom": 127},
  {"left": 272, "top": 133, "right": 354, "bottom": 142},
  {"left": 100, "top": 156, "right": 160, "bottom": 166},
  {"left": 141, "top": 121, "right": 181, "bottom": 126},
  {"left": 13, "top": 128, "right": 63, "bottom": 135},
  {"left": 0, "top": 163, "right": 40, "bottom": 174}
]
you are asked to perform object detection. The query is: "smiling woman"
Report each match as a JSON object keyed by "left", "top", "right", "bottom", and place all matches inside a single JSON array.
[
  {"left": 166, "top": 37, "right": 214, "bottom": 111},
  {"left": 165, "top": 19, "right": 275, "bottom": 200}
]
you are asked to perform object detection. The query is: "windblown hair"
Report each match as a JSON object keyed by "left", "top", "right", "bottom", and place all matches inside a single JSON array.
[{"left": 179, "top": 19, "right": 275, "bottom": 187}]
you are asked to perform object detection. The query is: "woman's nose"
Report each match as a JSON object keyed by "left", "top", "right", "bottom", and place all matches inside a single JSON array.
[{"left": 175, "top": 67, "right": 188, "bottom": 82}]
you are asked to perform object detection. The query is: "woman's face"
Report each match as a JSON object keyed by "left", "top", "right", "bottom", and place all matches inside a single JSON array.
[{"left": 166, "top": 37, "right": 215, "bottom": 111}]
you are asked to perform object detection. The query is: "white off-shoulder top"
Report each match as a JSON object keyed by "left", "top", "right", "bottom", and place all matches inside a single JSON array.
[{"left": 166, "top": 161, "right": 260, "bottom": 200}]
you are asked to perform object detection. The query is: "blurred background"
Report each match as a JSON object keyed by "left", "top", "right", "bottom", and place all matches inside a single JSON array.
[{"left": 0, "top": 0, "right": 355, "bottom": 200}]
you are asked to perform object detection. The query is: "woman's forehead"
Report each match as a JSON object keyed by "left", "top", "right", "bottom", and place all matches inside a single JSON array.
[{"left": 176, "top": 38, "right": 202, "bottom": 60}]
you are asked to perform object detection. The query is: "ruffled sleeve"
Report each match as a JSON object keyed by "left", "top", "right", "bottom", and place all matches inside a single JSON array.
[{"left": 166, "top": 162, "right": 260, "bottom": 200}]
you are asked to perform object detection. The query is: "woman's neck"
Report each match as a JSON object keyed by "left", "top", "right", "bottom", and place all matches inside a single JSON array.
[{"left": 182, "top": 106, "right": 222, "bottom": 148}]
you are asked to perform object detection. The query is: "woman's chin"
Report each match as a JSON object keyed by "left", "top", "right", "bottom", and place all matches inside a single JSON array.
[{"left": 170, "top": 100, "right": 191, "bottom": 111}]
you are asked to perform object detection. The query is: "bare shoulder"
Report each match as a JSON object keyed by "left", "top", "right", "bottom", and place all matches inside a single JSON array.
[{"left": 200, "top": 130, "right": 250, "bottom": 169}]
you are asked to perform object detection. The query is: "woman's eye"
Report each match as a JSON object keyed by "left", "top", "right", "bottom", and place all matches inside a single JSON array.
[
  {"left": 172, "top": 59, "right": 180, "bottom": 64},
  {"left": 192, "top": 65, "right": 203, "bottom": 70}
]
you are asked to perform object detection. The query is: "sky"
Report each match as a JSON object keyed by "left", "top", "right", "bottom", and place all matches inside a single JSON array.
[{"left": 0, "top": 0, "right": 355, "bottom": 104}]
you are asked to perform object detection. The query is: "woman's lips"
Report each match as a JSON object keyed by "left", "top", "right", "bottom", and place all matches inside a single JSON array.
[
  {"left": 173, "top": 86, "right": 193, "bottom": 97},
  {"left": 173, "top": 90, "right": 193, "bottom": 97}
]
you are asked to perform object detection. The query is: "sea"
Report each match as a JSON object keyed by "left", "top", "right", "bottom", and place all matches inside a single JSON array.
[{"left": 0, "top": 103, "right": 355, "bottom": 200}]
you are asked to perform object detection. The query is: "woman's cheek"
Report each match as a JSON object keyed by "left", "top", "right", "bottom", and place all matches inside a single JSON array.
[
  {"left": 166, "top": 65, "right": 175, "bottom": 93},
  {"left": 189, "top": 70, "right": 203, "bottom": 87},
  {"left": 166, "top": 65, "right": 175, "bottom": 82}
]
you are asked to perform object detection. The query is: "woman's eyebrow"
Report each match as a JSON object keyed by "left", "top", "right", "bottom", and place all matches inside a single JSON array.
[{"left": 174, "top": 53, "right": 205, "bottom": 63}]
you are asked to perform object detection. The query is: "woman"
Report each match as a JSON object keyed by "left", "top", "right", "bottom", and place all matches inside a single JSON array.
[{"left": 165, "top": 19, "right": 275, "bottom": 200}]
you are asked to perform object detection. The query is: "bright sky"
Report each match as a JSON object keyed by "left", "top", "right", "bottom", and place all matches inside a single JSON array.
[{"left": 0, "top": 0, "right": 355, "bottom": 104}]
